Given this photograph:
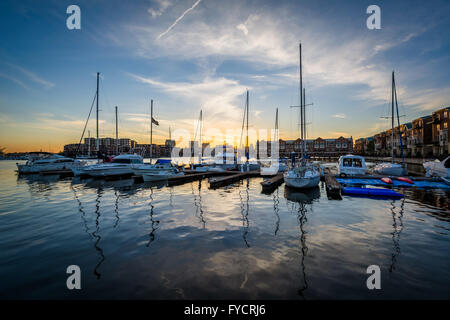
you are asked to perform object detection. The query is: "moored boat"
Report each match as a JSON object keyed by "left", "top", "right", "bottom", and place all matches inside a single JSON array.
[{"left": 17, "top": 154, "right": 85, "bottom": 174}]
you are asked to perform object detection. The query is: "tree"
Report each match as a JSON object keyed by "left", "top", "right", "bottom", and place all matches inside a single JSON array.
[{"left": 0, "top": 146, "right": 5, "bottom": 157}]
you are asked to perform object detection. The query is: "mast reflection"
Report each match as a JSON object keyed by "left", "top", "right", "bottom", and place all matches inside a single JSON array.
[
  {"left": 239, "top": 179, "right": 250, "bottom": 248},
  {"left": 147, "top": 187, "right": 160, "bottom": 247},
  {"left": 284, "top": 186, "right": 320, "bottom": 299},
  {"left": 193, "top": 180, "right": 206, "bottom": 229},
  {"left": 389, "top": 197, "right": 405, "bottom": 272}
]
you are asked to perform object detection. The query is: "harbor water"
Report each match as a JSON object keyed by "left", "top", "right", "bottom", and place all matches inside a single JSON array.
[{"left": 0, "top": 160, "right": 449, "bottom": 299}]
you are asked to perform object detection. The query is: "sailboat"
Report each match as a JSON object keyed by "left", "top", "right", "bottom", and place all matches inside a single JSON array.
[
  {"left": 194, "top": 110, "right": 226, "bottom": 172},
  {"left": 283, "top": 43, "right": 321, "bottom": 189},
  {"left": 132, "top": 100, "right": 182, "bottom": 179},
  {"left": 374, "top": 71, "right": 408, "bottom": 176},
  {"left": 260, "top": 108, "right": 288, "bottom": 176},
  {"left": 238, "top": 90, "right": 260, "bottom": 171}
]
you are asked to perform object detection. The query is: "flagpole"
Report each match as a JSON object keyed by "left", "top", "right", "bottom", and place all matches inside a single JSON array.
[{"left": 150, "top": 99, "right": 153, "bottom": 164}]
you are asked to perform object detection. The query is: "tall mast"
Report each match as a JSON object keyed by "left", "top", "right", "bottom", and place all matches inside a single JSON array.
[
  {"left": 96, "top": 72, "right": 100, "bottom": 160},
  {"left": 199, "top": 109, "right": 203, "bottom": 164},
  {"left": 391, "top": 71, "right": 395, "bottom": 163},
  {"left": 115, "top": 106, "right": 118, "bottom": 155},
  {"left": 150, "top": 99, "right": 153, "bottom": 163},
  {"left": 299, "top": 42, "right": 304, "bottom": 161},
  {"left": 303, "top": 88, "right": 306, "bottom": 156},
  {"left": 246, "top": 90, "right": 249, "bottom": 165},
  {"left": 394, "top": 73, "right": 405, "bottom": 167}
]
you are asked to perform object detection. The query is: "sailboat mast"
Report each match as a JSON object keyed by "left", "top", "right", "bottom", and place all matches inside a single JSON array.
[
  {"left": 150, "top": 99, "right": 153, "bottom": 163},
  {"left": 246, "top": 90, "right": 249, "bottom": 164},
  {"left": 394, "top": 73, "right": 405, "bottom": 167},
  {"left": 96, "top": 72, "right": 99, "bottom": 160},
  {"left": 199, "top": 110, "right": 203, "bottom": 164},
  {"left": 303, "top": 88, "right": 306, "bottom": 156},
  {"left": 115, "top": 106, "right": 118, "bottom": 155},
  {"left": 299, "top": 42, "right": 304, "bottom": 160},
  {"left": 391, "top": 71, "right": 395, "bottom": 163}
]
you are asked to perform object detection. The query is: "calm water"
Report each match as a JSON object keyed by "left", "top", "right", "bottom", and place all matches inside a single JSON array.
[{"left": 0, "top": 160, "right": 449, "bottom": 299}]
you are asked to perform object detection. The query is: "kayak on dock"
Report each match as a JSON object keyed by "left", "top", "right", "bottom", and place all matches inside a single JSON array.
[
  {"left": 381, "top": 177, "right": 393, "bottom": 184},
  {"left": 342, "top": 187, "right": 404, "bottom": 198}
]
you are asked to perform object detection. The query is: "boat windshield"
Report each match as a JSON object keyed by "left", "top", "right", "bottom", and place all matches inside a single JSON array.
[{"left": 112, "top": 159, "right": 131, "bottom": 164}]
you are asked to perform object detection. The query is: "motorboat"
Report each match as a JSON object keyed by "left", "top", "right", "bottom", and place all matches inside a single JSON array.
[
  {"left": 132, "top": 159, "right": 180, "bottom": 176},
  {"left": 17, "top": 154, "right": 85, "bottom": 174},
  {"left": 423, "top": 156, "right": 450, "bottom": 178},
  {"left": 338, "top": 155, "right": 367, "bottom": 176},
  {"left": 260, "top": 161, "right": 288, "bottom": 176},
  {"left": 77, "top": 154, "right": 143, "bottom": 177},
  {"left": 374, "top": 162, "right": 407, "bottom": 176},
  {"left": 142, "top": 171, "right": 184, "bottom": 182}
]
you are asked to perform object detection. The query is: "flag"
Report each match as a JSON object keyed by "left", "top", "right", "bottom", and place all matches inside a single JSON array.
[{"left": 151, "top": 117, "right": 159, "bottom": 126}]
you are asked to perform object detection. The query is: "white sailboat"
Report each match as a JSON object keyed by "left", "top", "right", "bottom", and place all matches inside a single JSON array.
[
  {"left": 261, "top": 108, "right": 287, "bottom": 176},
  {"left": 132, "top": 100, "right": 184, "bottom": 180},
  {"left": 283, "top": 43, "right": 321, "bottom": 189},
  {"left": 82, "top": 154, "right": 144, "bottom": 177},
  {"left": 374, "top": 71, "right": 408, "bottom": 176}
]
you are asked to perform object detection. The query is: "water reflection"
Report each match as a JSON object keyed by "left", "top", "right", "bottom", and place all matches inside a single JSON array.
[
  {"left": 192, "top": 181, "right": 206, "bottom": 229},
  {"left": 239, "top": 179, "right": 251, "bottom": 248},
  {"left": 273, "top": 188, "right": 280, "bottom": 236},
  {"left": 284, "top": 186, "right": 320, "bottom": 299},
  {"left": 147, "top": 187, "right": 160, "bottom": 248},
  {"left": 389, "top": 198, "right": 405, "bottom": 273},
  {"left": 93, "top": 187, "right": 106, "bottom": 279}
]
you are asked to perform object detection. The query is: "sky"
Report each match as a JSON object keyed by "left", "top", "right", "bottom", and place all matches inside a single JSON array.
[{"left": 0, "top": 0, "right": 449, "bottom": 152}]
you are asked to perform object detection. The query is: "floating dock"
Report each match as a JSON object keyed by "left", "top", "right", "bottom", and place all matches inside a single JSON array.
[
  {"left": 209, "top": 171, "right": 260, "bottom": 189},
  {"left": 261, "top": 173, "right": 284, "bottom": 193},
  {"left": 324, "top": 173, "right": 342, "bottom": 199}
]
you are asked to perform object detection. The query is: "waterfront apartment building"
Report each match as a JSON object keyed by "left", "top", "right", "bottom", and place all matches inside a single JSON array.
[
  {"left": 356, "top": 106, "right": 449, "bottom": 158},
  {"left": 257, "top": 136, "right": 353, "bottom": 158},
  {"left": 63, "top": 137, "right": 174, "bottom": 158}
]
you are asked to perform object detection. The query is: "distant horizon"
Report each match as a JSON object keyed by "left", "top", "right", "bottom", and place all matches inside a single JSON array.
[{"left": 1, "top": 0, "right": 450, "bottom": 153}]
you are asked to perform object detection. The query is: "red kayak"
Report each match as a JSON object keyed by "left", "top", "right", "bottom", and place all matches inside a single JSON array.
[
  {"left": 397, "top": 177, "right": 413, "bottom": 184},
  {"left": 381, "top": 177, "right": 393, "bottom": 184}
]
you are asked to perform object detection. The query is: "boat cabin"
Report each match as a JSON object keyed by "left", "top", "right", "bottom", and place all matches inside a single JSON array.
[
  {"left": 111, "top": 154, "right": 143, "bottom": 164},
  {"left": 338, "top": 154, "right": 367, "bottom": 176}
]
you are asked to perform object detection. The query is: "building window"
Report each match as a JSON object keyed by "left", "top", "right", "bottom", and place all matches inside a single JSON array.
[
  {"left": 336, "top": 143, "right": 341, "bottom": 148},
  {"left": 342, "top": 143, "right": 347, "bottom": 148},
  {"left": 444, "top": 122, "right": 448, "bottom": 129},
  {"left": 445, "top": 111, "right": 448, "bottom": 118}
]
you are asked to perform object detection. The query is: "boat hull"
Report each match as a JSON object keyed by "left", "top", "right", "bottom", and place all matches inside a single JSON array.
[
  {"left": 374, "top": 163, "right": 407, "bottom": 176},
  {"left": 283, "top": 174, "right": 320, "bottom": 189},
  {"left": 17, "top": 162, "right": 83, "bottom": 174}
]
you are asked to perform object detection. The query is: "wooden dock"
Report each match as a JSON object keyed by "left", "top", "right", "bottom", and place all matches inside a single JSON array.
[
  {"left": 209, "top": 171, "right": 260, "bottom": 189},
  {"left": 261, "top": 173, "right": 284, "bottom": 193},
  {"left": 325, "top": 173, "right": 342, "bottom": 199}
]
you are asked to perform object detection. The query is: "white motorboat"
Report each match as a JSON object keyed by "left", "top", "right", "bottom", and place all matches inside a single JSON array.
[
  {"left": 374, "top": 162, "right": 407, "bottom": 176},
  {"left": 79, "top": 154, "right": 143, "bottom": 177},
  {"left": 374, "top": 71, "right": 408, "bottom": 176},
  {"left": 17, "top": 154, "right": 85, "bottom": 174},
  {"left": 132, "top": 159, "right": 179, "bottom": 176},
  {"left": 142, "top": 171, "right": 184, "bottom": 182},
  {"left": 338, "top": 155, "right": 367, "bottom": 176},
  {"left": 260, "top": 162, "right": 288, "bottom": 176},
  {"left": 423, "top": 156, "right": 450, "bottom": 178}
]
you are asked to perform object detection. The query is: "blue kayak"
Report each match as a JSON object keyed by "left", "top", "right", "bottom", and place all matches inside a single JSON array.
[{"left": 342, "top": 187, "right": 404, "bottom": 198}]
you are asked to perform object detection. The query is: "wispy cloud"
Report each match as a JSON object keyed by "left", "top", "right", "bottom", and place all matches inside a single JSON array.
[
  {"left": 157, "top": 0, "right": 202, "bottom": 40},
  {"left": 148, "top": 0, "right": 172, "bottom": 18},
  {"left": 332, "top": 113, "right": 347, "bottom": 119},
  {"left": 5, "top": 64, "right": 55, "bottom": 89}
]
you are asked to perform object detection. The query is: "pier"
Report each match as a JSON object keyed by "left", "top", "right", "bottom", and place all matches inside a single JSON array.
[
  {"left": 261, "top": 173, "right": 284, "bottom": 193},
  {"left": 209, "top": 171, "right": 260, "bottom": 189},
  {"left": 324, "top": 173, "right": 342, "bottom": 199}
]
